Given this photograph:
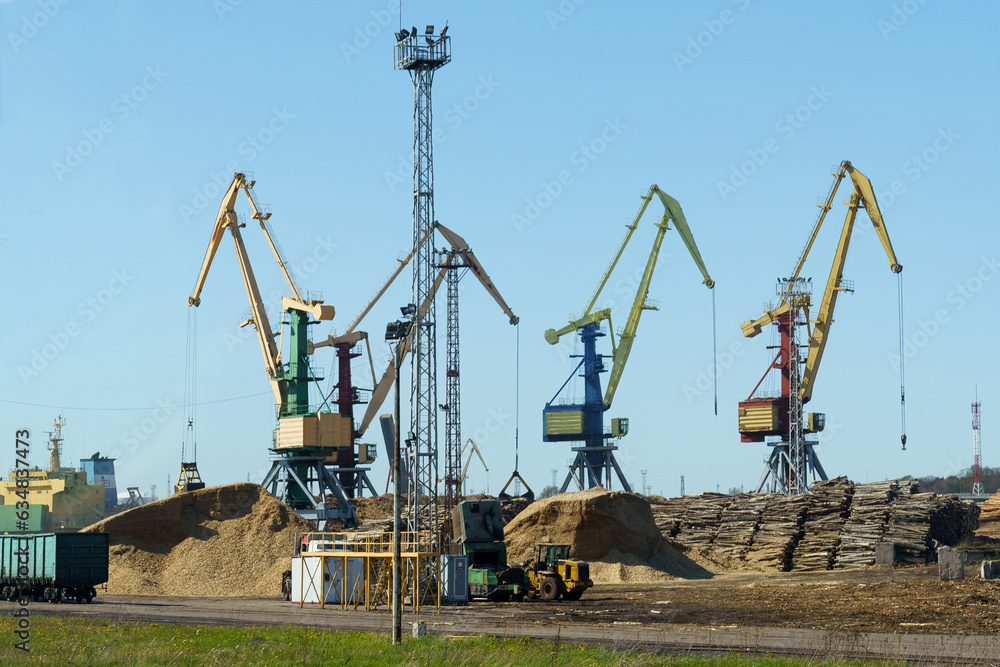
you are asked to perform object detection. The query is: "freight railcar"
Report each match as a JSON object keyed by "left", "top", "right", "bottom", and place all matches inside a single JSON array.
[{"left": 0, "top": 533, "right": 109, "bottom": 603}]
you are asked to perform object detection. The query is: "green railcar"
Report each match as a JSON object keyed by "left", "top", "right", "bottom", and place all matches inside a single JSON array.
[{"left": 0, "top": 532, "right": 109, "bottom": 603}]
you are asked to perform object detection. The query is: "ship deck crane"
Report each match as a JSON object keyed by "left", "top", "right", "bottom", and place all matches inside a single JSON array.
[
  {"left": 544, "top": 185, "right": 715, "bottom": 492},
  {"left": 188, "top": 172, "right": 357, "bottom": 527},
  {"left": 738, "top": 161, "right": 904, "bottom": 494}
]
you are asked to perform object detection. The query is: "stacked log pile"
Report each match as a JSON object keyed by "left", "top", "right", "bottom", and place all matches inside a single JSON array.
[
  {"left": 834, "top": 481, "right": 898, "bottom": 569},
  {"left": 884, "top": 493, "right": 980, "bottom": 565},
  {"left": 743, "top": 494, "right": 809, "bottom": 571},
  {"left": 645, "top": 478, "right": 981, "bottom": 572},
  {"left": 976, "top": 490, "right": 1000, "bottom": 539},
  {"left": 647, "top": 495, "right": 690, "bottom": 538},
  {"left": 711, "top": 494, "right": 770, "bottom": 560},
  {"left": 674, "top": 493, "right": 731, "bottom": 551},
  {"left": 791, "top": 478, "right": 853, "bottom": 571}
]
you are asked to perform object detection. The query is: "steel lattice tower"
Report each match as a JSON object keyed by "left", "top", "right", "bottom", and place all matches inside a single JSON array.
[
  {"left": 755, "top": 278, "right": 827, "bottom": 495},
  {"left": 442, "top": 263, "right": 465, "bottom": 533},
  {"left": 785, "top": 299, "right": 807, "bottom": 494},
  {"left": 973, "top": 396, "right": 983, "bottom": 495},
  {"left": 396, "top": 27, "right": 451, "bottom": 540}
]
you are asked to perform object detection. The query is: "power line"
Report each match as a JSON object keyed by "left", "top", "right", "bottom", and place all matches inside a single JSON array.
[{"left": 0, "top": 391, "right": 271, "bottom": 412}]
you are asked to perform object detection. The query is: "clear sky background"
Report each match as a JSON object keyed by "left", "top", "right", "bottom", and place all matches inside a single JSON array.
[{"left": 0, "top": 1, "right": 996, "bottom": 500}]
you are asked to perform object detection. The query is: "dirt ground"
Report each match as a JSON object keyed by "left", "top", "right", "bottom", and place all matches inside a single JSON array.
[{"left": 506, "top": 565, "right": 1000, "bottom": 636}]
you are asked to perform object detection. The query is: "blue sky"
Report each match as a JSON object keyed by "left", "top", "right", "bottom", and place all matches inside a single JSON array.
[{"left": 0, "top": 1, "right": 996, "bottom": 500}]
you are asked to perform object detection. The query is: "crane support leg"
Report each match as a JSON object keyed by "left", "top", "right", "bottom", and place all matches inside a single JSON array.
[
  {"left": 560, "top": 445, "right": 632, "bottom": 493},
  {"left": 754, "top": 442, "right": 828, "bottom": 494},
  {"left": 261, "top": 454, "right": 359, "bottom": 529}
]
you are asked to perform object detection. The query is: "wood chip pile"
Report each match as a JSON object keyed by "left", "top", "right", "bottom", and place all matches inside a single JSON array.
[
  {"left": 82, "top": 483, "right": 313, "bottom": 597},
  {"left": 504, "top": 488, "right": 712, "bottom": 584}
]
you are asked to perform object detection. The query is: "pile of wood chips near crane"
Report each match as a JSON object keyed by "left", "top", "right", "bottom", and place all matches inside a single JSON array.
[
  {"left": 82, "top": 483, "right": 313, "bottom": 597},
  {"left": 503, "top": 488, "right": 712, "bottom": 585},
  {"left": 648, "top": 477, "right": 981, "bottom": 572}
]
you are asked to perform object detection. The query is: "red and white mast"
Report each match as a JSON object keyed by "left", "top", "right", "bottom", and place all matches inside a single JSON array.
[{"left": 972, "top": 392, "right": 983, "bottom": 495}]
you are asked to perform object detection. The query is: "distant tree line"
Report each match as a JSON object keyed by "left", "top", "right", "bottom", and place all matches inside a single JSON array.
[{"left": 903, "top": 466, "right": 1000, "bottom": 496}]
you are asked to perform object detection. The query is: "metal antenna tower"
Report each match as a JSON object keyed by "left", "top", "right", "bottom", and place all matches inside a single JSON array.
[
  {"left": 396, "top": 26, "right": 451, "bottom": 540},
  {"left": 680, "top": 475, "right": 685, "bottom": 497},
  {"left": 641, "top": 469, "right": 647, "bottom": 496},
  {"left": 973, "top": 393, "right": 983, "bottom": 495}
]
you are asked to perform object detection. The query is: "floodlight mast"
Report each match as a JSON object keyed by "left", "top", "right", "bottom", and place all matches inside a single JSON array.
[{"left": 395, "top": 26, "right": 451, "bottom": 541}]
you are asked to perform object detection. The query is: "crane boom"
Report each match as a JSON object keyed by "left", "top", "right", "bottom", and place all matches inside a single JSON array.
[
  {"left": 189, "top": 175, "right": 284, "bottom": 405},
  {"left": 356, "top": 261, "right": 451, "bottom": 438},
  {"left": 188, "top": 172, "right": 334, "bottom": 408},
  {"left": 799, "top": 164, "right": 901, "bottom": 403},
  {"left": 435, "top": 222, "right": 519, "bottom": 325},
  {"left": 604, "top": 191, "right": 702, "bottom": 407},
  {"left": 545, "top": 185, "right": 714, "bottom": 408}
]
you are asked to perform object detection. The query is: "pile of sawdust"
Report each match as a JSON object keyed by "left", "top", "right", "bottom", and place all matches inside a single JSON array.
[
  {"left": 977, "top": 490, "right": 1000, "bottom": 538},
  {"left": 82, "top": 483, "right": 313, "bottom": 597},
  {"left": 350, "top": 494, "right": 395, "bottom": 521},
  {"left": 504, "top": 488, "right": 714, "bottom": 584}
]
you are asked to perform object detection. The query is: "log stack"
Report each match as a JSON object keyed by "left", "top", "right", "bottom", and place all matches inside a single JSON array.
[
  {"left": 711, "top": 493, "right": 770, "bottom": 560},
  {"left": 791, "top": 477, "right": 853, "bottom": 571},
  {"left": 834, "top": 481, "right": 897, "bottom": 569},
  {"left": 743, "top": 494, "right": 809, "bottom": 571},
  {"left": 674, "top": 493, "right": 731, "bottom": 552},
  {"left": 648, "top": 495, "right": 690, "bottom": 538}
]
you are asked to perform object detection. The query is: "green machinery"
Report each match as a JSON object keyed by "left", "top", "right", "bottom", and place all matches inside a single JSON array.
[{"left": 452, "top": 500, "right": 525, "bottom": 601}]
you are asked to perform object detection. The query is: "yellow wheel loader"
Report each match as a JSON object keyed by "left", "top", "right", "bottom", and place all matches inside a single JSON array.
[{"left": 523, "top": 543, "right": 592, "bottom": 601}]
